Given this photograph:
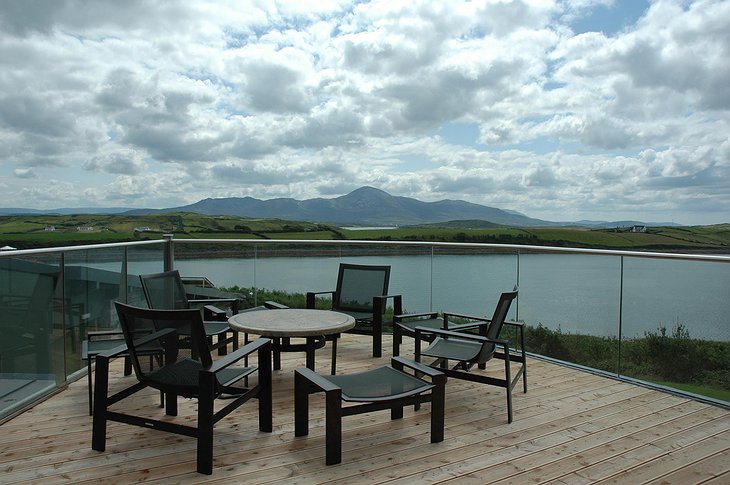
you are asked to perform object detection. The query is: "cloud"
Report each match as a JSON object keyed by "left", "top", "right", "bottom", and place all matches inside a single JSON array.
[
  {"left": 0, "top": 0, "right": 727, "bottom": 225},
  {"left": 14, "top": 168, "right": 37, "bottom": 179}
]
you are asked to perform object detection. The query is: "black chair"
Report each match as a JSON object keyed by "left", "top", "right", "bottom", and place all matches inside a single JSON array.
[
  {"left": 306, "top": 263, "right": 401, "bottom": 357},
  {"left": 92, "top": 302, "right": 272, "bottom": 475},
  {"left": 412, "top": 289, "right": 526, "bottom": 423},
  {"left": 295, "top": 356, "right": 446, "bottom": 465},
  {"left": 82, "top": 330, "right": 166, "bottom": 416},
  {"left": 81, "top": 331, "right": 131, "bottom": 416},
  {"left": 139, "top": 270, "right": 239, "bottom": 356}
]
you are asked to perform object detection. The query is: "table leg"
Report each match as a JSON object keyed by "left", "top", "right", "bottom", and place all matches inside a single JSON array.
[
  {"left": 273, "top": 337, "right": 281, "bottom": 371},
  {"left": 306, "top": 337, "right": 316, "bottom": 371},
  {"left": 331, "top": 334, "right": 338, "bottom": 375}
]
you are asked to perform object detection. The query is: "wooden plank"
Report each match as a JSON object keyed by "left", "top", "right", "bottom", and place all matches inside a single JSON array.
[{"left": 0, "top": 334, "right": 727, "bottom": 485}]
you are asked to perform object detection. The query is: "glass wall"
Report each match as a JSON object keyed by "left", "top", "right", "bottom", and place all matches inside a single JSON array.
[
  {"left": 0, "top": 241, "right": 166, "bottom": 421},
  {"left": 0, "top": 254, "right": 62, "bottom": 419},
  {"left": 1, "top": 238, "right": 728, "bottom": 421}
]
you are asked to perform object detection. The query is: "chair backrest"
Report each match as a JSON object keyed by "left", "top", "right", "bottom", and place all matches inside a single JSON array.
[
  {"left": 475, "top": 289, "right": 518, "bottom": 363},
  {"left": 334, "top": 263, "right": 390, "bottom": 314},
  {"left": 139, "top": 270, "right": 190, "bottom": 310},
  {"left": 114, "top": 301, "right": 211, "bottom": 380}
]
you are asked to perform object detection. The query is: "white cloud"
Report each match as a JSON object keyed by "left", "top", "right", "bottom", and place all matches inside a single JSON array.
[{"left": 0, "top": 0, "right": 727, "bottom": 225}]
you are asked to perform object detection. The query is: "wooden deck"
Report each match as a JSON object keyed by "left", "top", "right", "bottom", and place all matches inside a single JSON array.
[{"left": 1, "top": 334, "right": 728, "bottom": 484}]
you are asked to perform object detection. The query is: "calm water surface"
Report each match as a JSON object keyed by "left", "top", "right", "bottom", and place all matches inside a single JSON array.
[{"left": 147, "top": 253, "right": 730, "bottom": 341}]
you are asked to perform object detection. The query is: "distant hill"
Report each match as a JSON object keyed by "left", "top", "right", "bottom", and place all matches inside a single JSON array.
[
  {"left": 125, "top": 186, "right": 554, "bottom": 227},
  {"left": 1, "top": 187, "right": 682, "bottom": 228},
  {"left": 0, "top": 207, "right": 134, "bottom": 216}
]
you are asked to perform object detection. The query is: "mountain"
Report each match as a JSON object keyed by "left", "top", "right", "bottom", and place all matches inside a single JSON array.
[
  {"left": 1, "top": 188, "right": 682, "bottom": 227},
  {"left": 0, "top": 207, "right": 134, "bottom": 216},
  {"left": 126, "top": 187, "right": 553, "bottom": 227}
]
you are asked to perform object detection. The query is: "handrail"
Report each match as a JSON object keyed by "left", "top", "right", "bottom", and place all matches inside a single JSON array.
[
  {"left": 1, "top": 237, "right": 728, "bottom": 263},
  {"left": 0, "top": 239, "right": 164, "bottom": 257},
  {"left": 170, "top": 238, "right": 730, "bottom": 263}
]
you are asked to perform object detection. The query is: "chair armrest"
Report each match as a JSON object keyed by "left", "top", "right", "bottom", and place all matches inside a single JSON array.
[
  {"left": 306, "top": 291, "right": 335, "bottom": 309},
  {"left": 503, "top": 320, "right": 523, "bottom": 328},
  {"left": 87, "top": 330, "right": 125, "bottom": 339},
  {"left": 394, "top": 311, "right": 438, "bottom": 321},
  {"left": 208, "top": 337, "right": 271, "bottom": 373},
  {"left": 391, "top": 356, "right": 444, "bottom": 379},
  {"left": 188, "top": 298, "right": 238, "bottom": 305},
  {"left": 443, "top": 312, "right": 489, "bottom": 322},
  {"left": 97, "top": 328, "right": 177, "bottom": 358},
  {"left": 294, "top": 366, "right": 341, "bottom": 392},
  {"left": 373, "top": 294, "right": 402, "bottom": 316},
  {"left": 264, "top": 300, "right": 289, "bottom": 309},
  {"left": 96, "top": 342, "right": 129, "bottom": 359},
  {"left": 415, "top": 326, "right": 507, "bottom": 344}
]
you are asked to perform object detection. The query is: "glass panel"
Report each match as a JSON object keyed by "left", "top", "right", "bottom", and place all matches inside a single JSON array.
[
  {"left": 518, "top": 252, "right": 622, "bottom": 372},
  {"left": 64, "top": 247, "right": 128, "bottom": 378},
  {"left": 431, "top": 247, "right": 518, "bottom": 317},
  {"left": 0, "top": 254, "right": 61, "bottom": 420},
  {"left": 127, "top": 244, "right": 165, "bottom": 307},
  {"left": 621, "top": 257, "right": 730, "bottom": 402}
]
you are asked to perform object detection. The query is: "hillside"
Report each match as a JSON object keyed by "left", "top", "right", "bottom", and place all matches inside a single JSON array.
[
  {"left": 128, "top": 186, "right": 554, "bottom": 227},
  {"left": 1, "top": 213, "right": 726, "bottom": 252}
]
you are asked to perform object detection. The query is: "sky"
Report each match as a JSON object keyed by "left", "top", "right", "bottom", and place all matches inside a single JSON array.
[{"left": 0, "top": 0, "right": 729, "bottom": 225}]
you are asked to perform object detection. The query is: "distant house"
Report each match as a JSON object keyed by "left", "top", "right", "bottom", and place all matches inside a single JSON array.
[
  {"left": 134, "top": 226, "right": 152, "bottom": 232},
  {"left": 77, "top": 226, "right": 94, "bottom": 232},
  {"left": 44, "top": 225, "right": 55, "bottom": 232},
  {"left": 631, "top": 225, "right": 647, "bottom": 233}
]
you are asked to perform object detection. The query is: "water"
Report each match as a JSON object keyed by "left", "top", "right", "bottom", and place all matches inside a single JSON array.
[{"left": 155, "top": 253, "right": 729, "bottom": 342}]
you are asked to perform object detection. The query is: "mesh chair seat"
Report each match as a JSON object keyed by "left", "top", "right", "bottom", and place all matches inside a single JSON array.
[
  {"left": 295, "top": 357, "right": 446, "bottom": 465},
  {"left": 145, "top": 358, "right": 256, "bottom": 397},
  {"left": 326, "top": 365, "right": 434, "bottom": 402},
  {"left": 422, "top": 337, "right": 492, "bottom": 363}
]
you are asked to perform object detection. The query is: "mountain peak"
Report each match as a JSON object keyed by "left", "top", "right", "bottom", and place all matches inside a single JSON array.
[{"left": 147, "top": 187, "right": 550, "bottom": 226}]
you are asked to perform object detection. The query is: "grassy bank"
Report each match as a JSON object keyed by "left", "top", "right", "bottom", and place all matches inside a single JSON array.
[{"left": 0, "top": 213, "right": 728, "bottom": 252}]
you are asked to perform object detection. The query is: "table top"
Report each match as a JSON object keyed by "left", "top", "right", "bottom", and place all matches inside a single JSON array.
[{"left": 228, "top": 308, "right": 355, "bottom": 337}]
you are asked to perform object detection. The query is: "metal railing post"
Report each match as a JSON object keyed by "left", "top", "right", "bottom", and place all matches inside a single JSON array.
[{"left": 163, "top": 234, "right": 174, "bottom": 271}]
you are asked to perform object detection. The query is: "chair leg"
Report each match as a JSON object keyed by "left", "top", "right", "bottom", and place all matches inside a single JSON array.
[
  {"left": 123, "top": 356, "right": 132, "bottom": 375},
  {"left": 504, "top": 355, "right": 513, "bottom": 424},
  {"left": 197, "top": 371, "right": 215, "bottom": 475},
  {"left": 325, "top": 387, "right": 343, "bottom": 465},
  {"left": 392, "top": 328, "right": 401, "bottom": 357},
  {"left": 330, "top": 334, "right": 338, "bottom": 375},
  {"left": 431, "top": 374, "right": 446, "bottom": 443},
  {"left": 372, "top": 317, "right": 382, "bottom": 358},
  {"left": 91, "top": 355, "right": 110, "bottom": 452},
  {"left": 86, "top": 357, "right": 94, "bottom": 416},
  {"left": 258, "top": 343, "right": 273, "bottom": 432},
  {"left": 294, "top": 370, "right": 310, "bottom": 438}
]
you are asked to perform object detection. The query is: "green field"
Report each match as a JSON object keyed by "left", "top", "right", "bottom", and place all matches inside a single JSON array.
[{"left": 0, "top": 213, "right": 728, "bottom": 252}]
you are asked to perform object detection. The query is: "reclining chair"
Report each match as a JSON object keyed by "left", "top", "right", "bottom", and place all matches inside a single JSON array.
[{"left": 407, "top": 289, "right": 526, "bottom": 423}]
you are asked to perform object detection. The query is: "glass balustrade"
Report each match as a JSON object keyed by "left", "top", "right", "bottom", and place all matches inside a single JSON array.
[{"left": 1, "top": 238, "right": 728, "bottom": 420}]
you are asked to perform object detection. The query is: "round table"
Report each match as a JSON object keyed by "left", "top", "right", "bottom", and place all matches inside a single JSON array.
[{"left": 229, "top": 309, "right": 355, "bottom": 374}]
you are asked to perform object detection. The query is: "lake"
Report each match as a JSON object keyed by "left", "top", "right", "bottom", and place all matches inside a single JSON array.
[{"left": 156, "top": 252, "right": 729, "bottom": 342}]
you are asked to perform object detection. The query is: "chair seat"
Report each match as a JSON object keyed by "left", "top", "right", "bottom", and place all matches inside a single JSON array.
[
  {"left": 82, "top": 338, "right": 128, "bottom": 359},
  {"left": 326, "top": 365, "right": 434, "bottom": 402},
  {"left": 422, "top": 336, "right": 484, "bottom": 362},
  {"left": 146, "top": 358, "right": 256, "bottom": 396},
  {"left": 338, "top": 310, "right": 374, "bottom": 323},
  {"left": 202, "top": 321, "right": 231, "bottom": 337}
]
